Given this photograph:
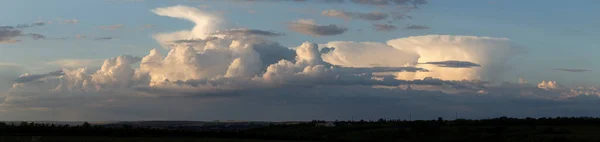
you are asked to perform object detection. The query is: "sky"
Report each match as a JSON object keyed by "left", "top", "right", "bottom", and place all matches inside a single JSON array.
[{"left": 0, "top": 0, "right": 599, "bottom": 121}]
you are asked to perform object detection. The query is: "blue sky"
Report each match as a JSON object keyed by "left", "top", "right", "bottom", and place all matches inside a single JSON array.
[{"left": 0, "top": 0, "right": 599, "bottom": 121}]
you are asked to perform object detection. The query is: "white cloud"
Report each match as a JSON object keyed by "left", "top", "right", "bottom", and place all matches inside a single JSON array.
[
  {"left": 152, "top": 5, "right": 222, "bottom": 48},
  {"left": 388, "top": 35, "right": 521, "bottom": 81},
  {"left": 47, "top": 59, "right": 104, "bottom": 69},
  {"left": 321, "top": 41, "right": 418, "bottom": 67},
  {"left": 3, "top": 5, "right": 600, "bottom": 120}
]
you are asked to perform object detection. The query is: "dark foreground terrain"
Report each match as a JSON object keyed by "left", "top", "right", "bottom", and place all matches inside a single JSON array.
[{"left": 3, "top": 117, "right": 600, "bottom": 142}]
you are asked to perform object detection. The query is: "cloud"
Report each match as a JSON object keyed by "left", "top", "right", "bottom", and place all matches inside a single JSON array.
[
  {"left": 47, "top": 59, "right": 105, "bottom": 69},
  {"left": 419, "top": 60, "right": 481, "bottom": 68},
  {"left": 25, "top": 33, "right": 46, "bottom": 40},
  {"left": 321, "top": 41, "right": 418, "bottom": 67},
  {"left": 0, "top": 28, "right": 22, "bottom": 43},
  {"left": 0, "top": 22, "right": 48, "bottom": 43},
  {"left": 388, "top": 35, "right": 521, "bottom": 81},
  {"left": 14, "top": 70, "right": 65, "bottom": 84},
  {"left": 75, "top": 35, "right": 87, "bottom": 39},
  {"left": 152, "top": 5, "right": 221, "bottom": 48},
  {"left": 63, "top": 19, "right": 79, "bottom": 24},
  {"left": 405, "top": 25, "right": 429, "bottom": 30},
  {"left": 94, "top": 37, "right": 116, "bottom": 40},
  {"left": 211, "top": 28, "right": 284, "bottom": 37},
  {"left": 10, "top": 5, "right": 600, "bottom": 121},
  {"left": 372, "top": 23, "right": 397, "bottom": 31},
  {"left": 100, "top": 24, "right": 124, "bottom": 30},
  {"left": 553, "top": 68, "right": 591, "bottom": 72},
  {"left": 322, "top": 10, "right": 389, "bottom": 21},
  {"left": 350, "top": 0, "right": 428, "bottom": 7},
  {"left": 172, "top": 37, "right": 218, "bottom": 44},
  {"left": 287, "top": 19, "right": 347, "bottom": 36}
]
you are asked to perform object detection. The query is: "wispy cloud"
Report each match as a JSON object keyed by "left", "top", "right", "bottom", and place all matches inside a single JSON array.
[
  {"left": 287, "top": 19, "right": 347, "bottom": 36},
  {"left": 419, "top": 60, "right": 481, "bottom": 68},
  {"left": 322, "top": 10, "right": 389, "bottom": 21},
  {"left": 211, "top": 28, "right": 284, "bottom": 37},
  {"left": 99, "top": 24, "right": 125, "bottom": 30},
  {"left": 553, "top": 68, "right": 591, "bottom": 72},
  {"left": 63, "top": 19, "right": 79, "bottom": 24},
  {"left": 94, "top": 37, "right": 116, "bottom": 40},
  {"left": 405, "top": 25, "right": 429, "bottom": 30},
  {"left": 372, "top": 24, "right": 397, "bottom": 32}
]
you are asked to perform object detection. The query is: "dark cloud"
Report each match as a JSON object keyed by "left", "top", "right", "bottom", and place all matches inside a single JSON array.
[
  {"left": 0, "top": 28, "right": 22, "bottom": 43},
  {"left": 405, "top": 25, "right": 429, "bottom": 30},
  {"left": 373, "top": 24, "right": 397, "bottom": 31},
  {"left": 350, "top": 0, "right": 427, "bottom": 6},
  {"left": 390, "top": 12, "right": 413, "bottom": 20},
  {"left": 14, "top": 70, "right": 65, "bottom": 83},
  {"left": 0, "top": 22, "right": 48, "bottom": 43},
  {"left": 26, "top": 33, "right": 46, "bottom": 40},
  {"left": 11, "top": 22, "right": 45, "bottom": 29},
  {"left": 251, "top": 41, "right": 297, "bottom": 69},
  {"left": 320, "top": 47, "right": 335, "bottom": 54},
  {"left": 420, "top": 60, "right": 482, "bottom": 68},
  {"left": 553, "top": 68, "right": 591, "bottom": 72},
  {"left": 322, "top": 10, "right": 389, "bottom": 21},
  {"left": 172, "top": 37, "right": 218, "bottom": 44},
  {"left": 287, "top": 19, "right": 348, "bottom": 36},
  {"left": 211, "top": 28, "right": 284, "bottom": 37}
]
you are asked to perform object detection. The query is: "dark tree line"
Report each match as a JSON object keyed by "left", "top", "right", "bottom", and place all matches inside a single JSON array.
[{"left": 2, "top": 117, "right": 600, "bottom": 141}]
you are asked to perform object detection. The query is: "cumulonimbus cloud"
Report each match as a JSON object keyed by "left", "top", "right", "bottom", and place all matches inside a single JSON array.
[
  {"left": 4, "top": 5, "right": 600, "bottom": 121},
  {"left": 287, "top": 19, "right": 348, "bottom": 36}
]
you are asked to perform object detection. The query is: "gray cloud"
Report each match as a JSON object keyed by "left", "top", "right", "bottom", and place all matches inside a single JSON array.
[
  {"left": 14, "top": 70, "right": 65, "bottom": 84},
  {"left": 0, "top": 28, "right": 22, "bottom": 43},
  {"left": 350, "top": 0, "right": 427, "bottom": 7},
  {"left": 405, "top": 25, "right": 429, "bottom": 30},
  {"left": 237, "top": 0, "right": 428, "bottom": 7},
  {"left": 7, "top": 82, "right": 600, "bottom": 121},
  {"left": 172, "top": 36, "right": 218, "bottom": 44},
  {"left": 287, "top": 19, "right": 347, "bottom": 36},
  {"left": 320, "top": 47, "right": 335, "bottom": 54},
  {"left": 94, "top": 37, "right": 116, "bottom": 40},
  {"left": 322, "top": 10, "right": 389, "bottom": 21},
  {"left": 553, "top": 68, "right": 592, "bottom": 72},
  {"left": 25, "top": 33, "right": 46, "bottom": 40},
  {"left": 390, "top": 12, "right": 413, "bottom": 20},
  {"left": 373, "top": 23, "right": 397, "bottom": 31},
  {"left": 100, "top": 24, "right": 125, "bottom": 30},
  {"left": 420, "top": 60, "right": 482, "bottom": 68},
  {"left": 211, "top": 28, "right": 284, "bottom": 37},
  {"left": 0, "top": 22, "right": 48, "bottom": 43},
  {"left": 11, "top": 22, "right": 45, "bottom": 29}
]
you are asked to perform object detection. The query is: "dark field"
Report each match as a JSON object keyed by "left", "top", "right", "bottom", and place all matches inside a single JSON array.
[
  {"left": 0, "top": 136, "right": 302, "bottom": 142},
  {"left": 3, "top": 117, "right": 600, "bottom": 142}
]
